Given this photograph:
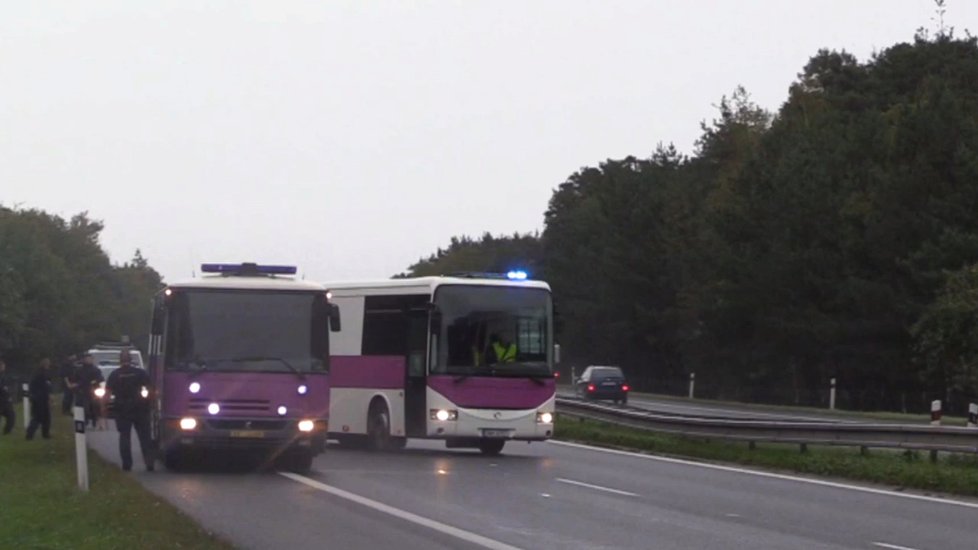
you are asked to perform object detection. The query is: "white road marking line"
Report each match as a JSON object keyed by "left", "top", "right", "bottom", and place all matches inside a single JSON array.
[
  {"left": 872, "top": 542, "right": 920, "bottom": 550},
  {"left": 279, "top": 472, "right": 523, "bottom": 550},
  {"left": 556, "top": 478, "right": 638, "bottom": 497},
  {"left": 549, "top": 440, "right": 978, "bottom": 510}
]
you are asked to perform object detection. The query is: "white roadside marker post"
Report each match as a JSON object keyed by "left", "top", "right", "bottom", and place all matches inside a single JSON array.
[
  {"left": 829, "top": 378, "right": 837, "bottom": 410},
  {"left": 688, "top": 372, "right": 695, "bottom": 400},
  {"left": 73, "top": 405, "right": 89, "bottom": 491},
  {"left": 930, "top": 400, "right": 942, "bottom": 426},
  {"left": 22, "top": 383, "right": 30, "bottom": 429},
  {"left": 967, "top": 403, "right": 977, "bottom": 429}
]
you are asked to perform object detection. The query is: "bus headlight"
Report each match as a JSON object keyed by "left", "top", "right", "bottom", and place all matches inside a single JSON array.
[
  {"left": 94, "top": 387, "right": 106, "bottom": 398},
  {"left": 207, "top": 403, "right": 220, "bottom": 415},
  {"left": 277, "top": 405, "right": 288, "bottom": 416},
  {"left": 430, "top": 409, "right": 458, "bottom": 421},
  {"left": 298, "top": 420, "right": 315, "bottom": 432},
  {"left": 537, "top": 412, "right": 554, "bottom": 424},
  {"left": 179, "top": 418, "right": 198, "bottom": 430}
]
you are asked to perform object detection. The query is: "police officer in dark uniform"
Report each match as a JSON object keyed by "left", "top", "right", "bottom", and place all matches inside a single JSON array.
[
  {"left": 60, "top": 354, "right": 80, "bottom": 415},
  {"left": 105, "top": 349, "right": 154, "bottom": 471},
  {"left": 75, "top": 353, "right": 104, "bottom": 428},
  {"left": 0, "top": 358, "right": 15, "bottom": 435},
  {"left": 26, "top": 358, "right": 53, "bottom": 440}
]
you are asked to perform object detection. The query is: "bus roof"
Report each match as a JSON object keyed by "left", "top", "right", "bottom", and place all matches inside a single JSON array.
[
  {"left": 166, "top": 275, "right": 326, "bottom": 292},
  {"left": 324, "top": 276, "right": 551, "bottom": 296}
]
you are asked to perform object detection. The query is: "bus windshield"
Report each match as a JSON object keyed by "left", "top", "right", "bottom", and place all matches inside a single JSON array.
[
  {"left": 432, "top": 285, "right": 552, "bottom": 377},
  {"left": 165, "top": 290, "right": 327, "bottom": 373}
]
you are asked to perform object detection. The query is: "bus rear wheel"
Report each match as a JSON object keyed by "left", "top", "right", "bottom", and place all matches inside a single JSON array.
[
  {"left": 478, "top": 439, "right": 506, "bottom": 456},
  {"left": 367, "top": 405, "right": 392, "bottom": 451}
]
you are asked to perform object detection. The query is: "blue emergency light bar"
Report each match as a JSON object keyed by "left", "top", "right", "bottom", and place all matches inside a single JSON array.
[
  {"left": 447, "top": 270, "right": 531, "bottom": 281},
  {"left": 201, "top": 263, "right": 297, "bottom": 276}
]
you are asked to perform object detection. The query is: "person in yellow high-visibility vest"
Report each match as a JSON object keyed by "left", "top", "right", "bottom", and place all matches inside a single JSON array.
[{"left": 488, "top": 333, "right": 517, "bottom": 364}]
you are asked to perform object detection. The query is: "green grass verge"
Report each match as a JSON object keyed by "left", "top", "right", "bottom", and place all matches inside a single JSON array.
[
  {"left": 0, "top": 403, "right": 232, "bottom": 550},
  {"left": 555, "top": 416, "right": 978, "bottom": 497}
]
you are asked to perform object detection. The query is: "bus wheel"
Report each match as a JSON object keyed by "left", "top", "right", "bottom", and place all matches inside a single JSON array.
[
  {"left": 163, "top": 448, "right": 185, "bottom": 472},
  {"left": 285, "top": 449, "right": 314, "bottom": 473},
  {"left": 478, "top": 439, "right": 505, "bottom": 456},
  {"left": 367, "top": 405, "right": 392, "bottom": 451}
]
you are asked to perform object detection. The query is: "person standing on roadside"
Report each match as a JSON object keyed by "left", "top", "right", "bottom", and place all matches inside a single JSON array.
[
  {"left": 0, "top": 359, "right": 16, "bottom": 435},
  {"left": 105, "top": 349, "right": 154, "bottom": 471},
  {"left": 60, "top": 354, "right": 79, "bottom": 415},
  {"left": 26, "top": 358, "right": 53, "bottom": 440},
  {"left": 75, "top": 353, "right": 104, "bottom": 429}
]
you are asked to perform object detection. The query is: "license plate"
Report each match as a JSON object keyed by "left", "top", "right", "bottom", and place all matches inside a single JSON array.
[
  {"left": 229, "top": 430, "right": 265, "bottom": 438},
  {"left": 482, "top": 429, "right": 513, "bottom": 439},
  {"left": 602, "top": 381, "right": 617, "bottom": 386}
]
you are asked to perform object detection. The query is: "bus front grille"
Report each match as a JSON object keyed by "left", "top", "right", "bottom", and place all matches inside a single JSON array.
[
  {"left": 189, "top": 398, "right": 270, "bottom": 412},
  {"left": 206, "top": 419, "right": 288, "bottom": 430}
]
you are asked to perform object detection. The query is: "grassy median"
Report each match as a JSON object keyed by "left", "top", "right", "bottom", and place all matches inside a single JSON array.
[
  {"left": 555, "top": 416, "right": 978, "bottom": 497},
  {"left": 0, "top": 403, "right": 232, "bottom": 550}
]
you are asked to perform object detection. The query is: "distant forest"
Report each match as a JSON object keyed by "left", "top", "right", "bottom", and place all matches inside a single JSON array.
[
  {"left": 401, "top": 32, "right": 978, "bottom": 413},
  {"left": 0, "top": 207, "right": 163, "bottom": 377}
]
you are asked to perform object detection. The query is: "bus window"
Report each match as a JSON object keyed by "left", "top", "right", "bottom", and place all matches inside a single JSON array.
[
  {"left": 432, "top": 285, "right": 552, "bottom": 377},
  {"left": 361, "top": 295, "right": 429, "bottom": 357}
]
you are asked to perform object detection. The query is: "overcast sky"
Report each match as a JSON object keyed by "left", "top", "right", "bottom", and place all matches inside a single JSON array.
[{"left": 2, "top": 1, "right": 975, "bottom": 283}]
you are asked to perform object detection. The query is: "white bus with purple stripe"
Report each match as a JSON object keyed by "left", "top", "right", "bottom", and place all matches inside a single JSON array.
[
  {"left": 149, "top": 263, "right": 341, "bottom": 472},
  {"left": 326, "top": 273, "right": 556, "bottom": 456}
]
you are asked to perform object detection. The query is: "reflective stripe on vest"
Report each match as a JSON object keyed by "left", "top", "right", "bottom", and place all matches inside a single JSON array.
[{"left": 493, "top": 342, "right": 517, "bottom": 363}]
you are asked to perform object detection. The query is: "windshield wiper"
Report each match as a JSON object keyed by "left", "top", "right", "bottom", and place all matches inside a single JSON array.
[
  {"left": 182, "top": 359, "right": 210, "bottom": 377},
  {"left": 229, "top": 356, "right": 306, "bottom": 380}
]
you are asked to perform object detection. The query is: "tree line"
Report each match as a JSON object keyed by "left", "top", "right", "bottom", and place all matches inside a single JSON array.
[
  {"left": 0, "top": 206, "right": 163, "bottom": 379},
  {"left": 402, "top": 32, "right": 978, "bottom": 413}
]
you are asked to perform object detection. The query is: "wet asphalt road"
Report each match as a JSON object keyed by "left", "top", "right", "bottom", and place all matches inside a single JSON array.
[{"left": 85, "top": 425, "right": 977, "bottom": 550}]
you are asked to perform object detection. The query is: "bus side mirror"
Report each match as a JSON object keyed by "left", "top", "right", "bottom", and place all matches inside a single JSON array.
[
  {"left": 429, "top": 310, "right": 442, "bottom": 334},
  {"left": 151, "top": 299, "right": 165, "bottom": 335},
  {"left": 554, "top": 343, "right": 561, "bottom": 365},
  {"left": 328, "top": 303, "right": 342, "bottom": 332}
]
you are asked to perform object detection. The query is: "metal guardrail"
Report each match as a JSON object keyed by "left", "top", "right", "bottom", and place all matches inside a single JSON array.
[{"left": 555, "top": 397, "right": 978, "bottom": 454}]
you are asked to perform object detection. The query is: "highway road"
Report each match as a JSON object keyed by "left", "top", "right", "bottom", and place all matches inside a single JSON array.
[{"left": 85, "top": 427, "right": 977, "bottom": 550}]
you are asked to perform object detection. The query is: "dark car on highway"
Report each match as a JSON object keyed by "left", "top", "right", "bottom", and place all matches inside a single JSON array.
[{"left": 575, "top": 366, "right": 629, "bottom": 404}]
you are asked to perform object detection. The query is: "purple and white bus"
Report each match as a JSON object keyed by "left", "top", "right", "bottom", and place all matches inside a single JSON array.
[
  {"left": 326, "top": 273, "right": 556, "bottom": 456},
  {"left": 149, "top": 263, "right": 340, "bottom": 472}
]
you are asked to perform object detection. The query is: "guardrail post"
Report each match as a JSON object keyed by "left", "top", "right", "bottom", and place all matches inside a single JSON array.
[
  {"left": 829, "top": 378, "right": 836, "bottom": 410},
  {"left": 571, "top": 367, "right": 576, "bottom": 384},
  {"left": 930, "top": 400, "right": 942, "bottom": 426},
  {"left": 22, "top": 383, "right": 30, "bottom": 429},
  {"left": 688, "top": 373, "right": 695, "bottom": 399},
  {"left": 967, "top": 403, "right": 977, "bottom": 429},
  {"left": 73, "top": 405, "right": 89, "bottom": 492}
]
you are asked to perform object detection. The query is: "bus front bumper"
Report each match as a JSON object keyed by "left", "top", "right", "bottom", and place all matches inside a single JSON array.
[
  {"left": 161, "top": 417, "right": 328, "bottom": 453},
  {"left": 426, "top": 406, "right": 554, "bottom": 441}
]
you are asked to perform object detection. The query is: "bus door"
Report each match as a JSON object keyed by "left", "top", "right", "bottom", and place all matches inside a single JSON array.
[{"left": 404, "top": 309, "right": 429, "bottom": 437}]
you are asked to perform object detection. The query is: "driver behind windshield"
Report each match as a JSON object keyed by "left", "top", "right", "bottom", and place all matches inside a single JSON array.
[{"left": 486, "top": 332, "right": 518, "bottom": 365}]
